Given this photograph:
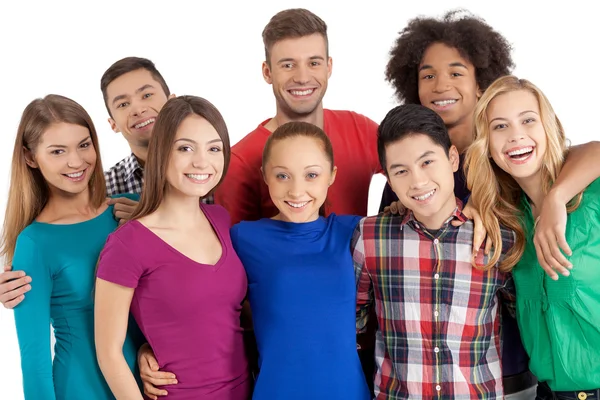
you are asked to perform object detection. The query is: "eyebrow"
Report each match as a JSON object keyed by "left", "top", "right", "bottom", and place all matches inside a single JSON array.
[
  {"left": 389, "top": 150, "right": 435, "bottom": 169},
  {"left": 489, "top": 110, "right": 539, "bottom": 124},
  {"left": 111, "top": 84, "right": 155, "bottom": 106},
  {"left": 277, "top": 55, "right": 326, "bottom": 64},
  {"left": 47, "top": 135, "right": 91, "bottom": 149},
  {"left": 271, "top": 164, "right": 323, "bottom": 169},
  {"left": 419, "top": 62, "right": 469, "bottom": 72},
  {"left": 174, "top": 138, "right": 223, "bottom": 145}
]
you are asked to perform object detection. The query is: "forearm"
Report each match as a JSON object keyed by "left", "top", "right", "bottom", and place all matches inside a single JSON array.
[
  {"left": 553, "top": 141, "right": 600, "bottom": 202},
  {"left": 98, "top": 351, "right": 143, "bottom": 400}
]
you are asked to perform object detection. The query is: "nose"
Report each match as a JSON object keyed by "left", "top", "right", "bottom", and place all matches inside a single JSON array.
[
  {"left": 287, "top": 179, "right": 305, "bottom": 198},
  {"left": 292, "top": 64, "right": 311, "bottom": 85},
  {"left": 129, "top": 99, "right": 148, "bottom": 117},
  {"left": 507, "top": 126, "right": 526, "bottom": 143},
  {"left": 67, "top": 151, "right": 85, "bottom": 169},
  {"left": 433, "top": 75, "right": 450, "bottom": 93},
  {"left": 191, "top": 151, "right": 209, "bottom": 169},
  {"left": 410, "top": 167, "right": 430, "bottom": 189}
]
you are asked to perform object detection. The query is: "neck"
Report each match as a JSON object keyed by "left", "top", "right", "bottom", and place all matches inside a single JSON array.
[
  {"left": 413, "top": 195, "right": 457, "bottom": 230},
  {"left": 45, "top": 188, "right": 95, "bottom": 216},
  {"left": 447, "top": 120, "right": 473, "bottom": 154},
  {"left": 264, "top": 103, "right": 324, "bottom": 132},
  {"left": 515, "top": 172, "right": 545, "bottom": 217},
  {"left": 131, "top": 148, "right": 147, "bottom": 167},
  {"left": 153, "top": 189, "right": 203, "bottom": 228}
]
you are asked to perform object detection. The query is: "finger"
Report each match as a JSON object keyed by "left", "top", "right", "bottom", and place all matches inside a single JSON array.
[
  {"left": 114, "top": 211, "right": 133, "bottom": 220},
  {"left": 554, "top": 230, "right": 572, "bottom": 258},
  {"left": 1, "top": 276, "right": 32, "bottom": 291},
  {"left": 111, "top": 197, "right": 139, "bottom": 206},
  {"left": 382, "top": 206, "right": 390, "bottom": 214},
  {"left": 2, "top": 264, "right": 14, "bottom": 273},
  {"left": 485, "top": 236, "right": 493, "bottom": 256},
  {"left": 0, "top": 270, "right": 26, "bottom": 284},
  {"left": 113, "top": 203, "right": 137, "bottom": 214},
  {"left": 450, "top": 220, "right": 465, "bottom": 227},
  {"left": 144, "top": 376, "right": 178, "bottom": 386},
  {"left": 533, "top": 239, "right": 558, "bottom": 280},
  {"left": 118, "top": 219, "right": 126, "bottom": 226},
  {"left": 144, "top": 383, "right": 168, "bottom": 397},
  {"left": 543, "top": 232, "right": 571, "bottom": 274},
  {"left": 472, "top": 225, "right": 486, "bottom": 255},
  {"left": 2, "top": 295, "right": 25, "bottom": 309},
  {"left": 389, "top": 203, "right": 398, "bottom": 215},
  {"left": 0, "top": 283, "right": 32, "bottom": 304}
]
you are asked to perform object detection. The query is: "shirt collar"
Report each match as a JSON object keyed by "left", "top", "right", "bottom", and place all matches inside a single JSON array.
[
  {"left": 124, "top": 153, "right": 143, "bottom": 181},
  {"left": 400, "top": 197, "right": 468, "bottom": 231}
]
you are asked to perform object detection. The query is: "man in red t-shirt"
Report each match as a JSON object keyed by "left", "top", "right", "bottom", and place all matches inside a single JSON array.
[
  {"left": 214, "top": 8, "right": 382, "bottom": 224},
  {"left": 214, "top": 8, "right": 380, "bottom": 395}
]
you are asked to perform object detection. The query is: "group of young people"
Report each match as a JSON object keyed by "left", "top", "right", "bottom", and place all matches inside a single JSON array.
[{"left": 0, "top": 7, "right": 598, "bottom": 400}]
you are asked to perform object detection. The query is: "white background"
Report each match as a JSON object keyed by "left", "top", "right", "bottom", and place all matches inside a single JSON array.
[{"left": 0, "top": 1, "right": 596, "bottom": 398}]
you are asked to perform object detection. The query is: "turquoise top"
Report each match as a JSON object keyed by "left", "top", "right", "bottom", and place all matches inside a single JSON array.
[
  {"left": 514, "top": 178, "right": 600, "bottom": 390},
  {"left": 13, "top": 194, "right": 143, "bottom": 399}
]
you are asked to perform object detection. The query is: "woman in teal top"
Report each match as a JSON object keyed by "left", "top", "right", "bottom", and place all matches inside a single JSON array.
[
  {"left": 0, "top": 95, "right": 141, "bottom": 399},
  {"left": 465, "top": 76, "right": 600, "bottom": 398}
]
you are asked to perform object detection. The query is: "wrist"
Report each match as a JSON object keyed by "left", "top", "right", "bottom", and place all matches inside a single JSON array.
[{"left": 548, "top": 185, "right": 570, "bottom": 205}]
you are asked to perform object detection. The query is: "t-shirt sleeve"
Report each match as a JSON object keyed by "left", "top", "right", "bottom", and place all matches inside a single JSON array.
[
  {"left": 96, "top": 233, "right": 144, "bottom": 288},
  {"left": 111, "top": 192, "right": 141, "bottom": 202},
  {"left": 12, "top": 233, "right": 56, "bottom": 400},
  {"left": 214, "top": 151, "right": 261, "bottom": 225}
]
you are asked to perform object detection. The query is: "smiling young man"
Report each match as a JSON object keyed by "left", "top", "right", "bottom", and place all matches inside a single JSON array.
[
  {"left": 354, "top": 104, "right": 516, "bottom": 399},
  {"left": 214, "top": 8, "right": 381, "bottom": 224}
]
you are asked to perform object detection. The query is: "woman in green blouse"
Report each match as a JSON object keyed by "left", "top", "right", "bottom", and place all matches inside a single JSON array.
[{"left": 465, "top": 75, "right": 600, "bottom": 399}]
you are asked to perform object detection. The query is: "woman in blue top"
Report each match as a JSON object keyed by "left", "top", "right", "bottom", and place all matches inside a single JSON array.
[
  {"left": 230, "top": 121, "right": 370, "bottom": 400},
  {"left": 0, "top": 95, "right": 140, "bottom": 399}
]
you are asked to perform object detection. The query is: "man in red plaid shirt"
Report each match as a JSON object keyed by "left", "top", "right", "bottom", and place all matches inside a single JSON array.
[{"left": 353, "top": 104, "right": 515, "bottom": 399}]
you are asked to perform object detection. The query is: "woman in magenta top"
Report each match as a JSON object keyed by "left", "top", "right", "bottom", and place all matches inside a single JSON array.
[{"left": 94, "top": 96, "right": 250, "bottom": 400}]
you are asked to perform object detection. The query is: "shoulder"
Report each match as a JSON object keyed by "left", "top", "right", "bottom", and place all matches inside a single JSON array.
[
  {"left": 324, "top": 109, "right": 379, "bottom": 130},
  {"left": 110, "top": 192, "right": 140, "bottom": 202},
  {"left": 202, "top": 204, "right": 231, "bottom": 223},
  {"left": 582, "top": 177, "right": 600, "bottom": 205},
  {"left": 231, "top": 122, "right": 270, "bottom": 159},
  {"left": 327, "top": 213, "right": 362, "bottom": 232},
  {"left": 498, "top": 224, "right": 517, "bottom": 255}
]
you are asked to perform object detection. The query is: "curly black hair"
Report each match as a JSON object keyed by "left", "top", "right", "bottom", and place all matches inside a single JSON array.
[{"left": 386, "top": 9, "right": 514, "bottom": 104}]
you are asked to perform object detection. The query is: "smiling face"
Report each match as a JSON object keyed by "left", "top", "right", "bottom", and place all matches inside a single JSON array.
[
  {"left": 165, "top": 114, "right": 224, "bottom": 199},
  {"left": 487, "top": 89, "right": 547, "bottom": 184},
  {"left": 418, "top": 43, "right": 480, "bottom": 129},
  {"left": 262, "top": 34, "right": 332, "bottom": 120},
  {"left": 263, "top": 135, "right": 336, "bottom": 223},
  {"left": 26, "top": 122, "right": 97, "bottom": 198},
  {"left": 386, "top": 133, "right": 459, "bottom": 229},
  {"left": 105, "top": 68, "right": 171, "bottom": 154}
]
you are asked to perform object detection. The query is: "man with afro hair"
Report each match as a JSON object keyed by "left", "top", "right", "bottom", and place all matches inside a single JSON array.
[
  {"left": 377, "top": 10, "right": 540, "bottom": 399},
  {"left": 378, "top": 9, "right": 600, "bottom": 400}
]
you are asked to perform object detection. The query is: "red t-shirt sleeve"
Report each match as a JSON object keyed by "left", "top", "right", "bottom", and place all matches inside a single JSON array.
[
  {"left": 215, "top": 152, "right": 261, "bottom": 225},
  {"left": 96, "top": 232, "right": 144, "bottom": 288}
]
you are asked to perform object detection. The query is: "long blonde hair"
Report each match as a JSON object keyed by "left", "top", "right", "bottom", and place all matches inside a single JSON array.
[
  {"left": 464, "top": 75, "right": 581, "bottom": 272},
  {"left": 0, "top": 95, "right": 106, "bottom": 264}
]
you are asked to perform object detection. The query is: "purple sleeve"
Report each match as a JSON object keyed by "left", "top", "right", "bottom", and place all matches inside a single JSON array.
[{"left": 96, "top": 233, "right": 144, "bottom": 288}]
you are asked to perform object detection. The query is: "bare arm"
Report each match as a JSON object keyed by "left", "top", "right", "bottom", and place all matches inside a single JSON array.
[
  {"left": 95, "top": 278, "right": 143, "bottom": 400},
  {"left": 534, "top": 141, "right": 600, "bottom": 279}
]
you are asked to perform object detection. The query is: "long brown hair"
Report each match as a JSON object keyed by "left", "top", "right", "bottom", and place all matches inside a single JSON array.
[
  {"left": 130, "top": 96, "right": 230, "bottom": 220},
  {"left": 1, "top": 95, "right": 106, "bottom": 264},
  {"left": 464, "top": 75, "right": 581, "bottom": 272}
]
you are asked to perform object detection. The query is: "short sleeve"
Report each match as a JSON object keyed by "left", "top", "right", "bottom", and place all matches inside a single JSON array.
[
  {"left": 111, "top": 192, "right": 141, "bottom": 202},
  {"left": 12, "top": 233, "right": 56, "bottom": 399},
  {"left": 96, "top": 233, "right": 144, "bottom": 288}
]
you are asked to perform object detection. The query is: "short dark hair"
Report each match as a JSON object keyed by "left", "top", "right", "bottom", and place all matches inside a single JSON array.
[
  {"left": 262, "top": 8, "right": 328, "bottom": 66},
  {"left": 386, "top": 9, "right": 514, "bottom": 104},
  {"left": 378, "top": 104, "right": 450, "bottom": 174},
  {"left": 100, "top": 57, "right": 170, "bottom": 116}
]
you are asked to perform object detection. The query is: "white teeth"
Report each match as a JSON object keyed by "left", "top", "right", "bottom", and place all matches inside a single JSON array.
[
  {"left": 65, "top": 171, "right": 84, "bottom": 178},
  {"left": 412, "top": 189, "right": 435, "bottom": 201},
  {"left": 433, "top": 100, "right": 457, "bottom": 106},
  {"left": 507, "top": 147, "right": 533, "bottom": 156},
  {"left": 134, "top": 118, "right": 155, "bottom": 129},
  {"left": 186, "top": 174, "right": 209, "bottom": 180},
  {"left": 287, "top": 201, "right": 308, "bottom": 208},
  {"left": 290, "top": 89, "right": 314, "bottom": 96}
]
